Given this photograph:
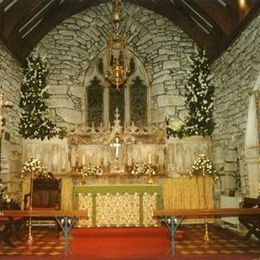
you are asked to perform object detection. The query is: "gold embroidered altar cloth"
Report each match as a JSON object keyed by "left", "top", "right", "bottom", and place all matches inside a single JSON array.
[{"left": 74, "top": 184, "right": 162, "bottom": 227}]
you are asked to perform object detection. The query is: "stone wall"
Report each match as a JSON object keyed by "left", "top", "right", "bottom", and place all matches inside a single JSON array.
[
  {"left": 0, "top": 3, "right": 196, "bottom": 196},
  {"left": 211, "top": 14, "right": 260, "bottom": 196},
  {"left": 1, "top": 3, "right": 259, "bottom": 201},
  {"left": 0, "top": 44, "right": 23, "bottom": 197},
  {"left": 38, "top": 2, "right": 196, "bottom": 128}
]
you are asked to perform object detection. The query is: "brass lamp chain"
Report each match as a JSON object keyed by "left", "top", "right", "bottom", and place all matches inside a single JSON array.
[{"left": 105, "top": 0, "right": 129, "bottom": 90}]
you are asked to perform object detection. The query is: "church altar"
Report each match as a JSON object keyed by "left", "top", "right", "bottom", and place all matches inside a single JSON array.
[
  {"left": 74, "top": 184, "right": 162, "bottom": 227},
  {"left": 20, "top": 109, "right": 213, "bottom": 219}
]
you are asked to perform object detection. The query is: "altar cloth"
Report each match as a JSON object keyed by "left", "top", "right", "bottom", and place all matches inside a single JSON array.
[{"left": 74, "top": 184, "right": 162, "bottom": 227}]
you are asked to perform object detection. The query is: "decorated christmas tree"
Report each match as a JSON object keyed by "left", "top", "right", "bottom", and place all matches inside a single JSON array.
[
  {"left": 184, "top": 48, "right": 215, "bottom": 136},
  {"left": 19, "top": 50, "right": 58, "bottom": 140}
]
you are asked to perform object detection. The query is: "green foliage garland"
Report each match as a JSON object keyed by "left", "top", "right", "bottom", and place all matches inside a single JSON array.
[
  {"left": 19, "top": 50, "right": 58, "bottom": 140},
  {"left": 184, "top": 48, "right": 215, "bottom": 136}
]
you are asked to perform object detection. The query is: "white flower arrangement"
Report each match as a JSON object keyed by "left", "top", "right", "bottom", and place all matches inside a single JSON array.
[
  {"left": 171, "top": 119, "right": 183, "bottom": 131},
  {"left": 165, "top": 116, "right": 186, "bottom": 138},
  {"left": 80, "top": 165, "right": 103, "bottom": 177},
  {"left": 190, "top": 154, "right": 218, "bottom": 181},
  {"left": 0, "top": 180, "right": 11, "bottom": 204},
  {"left": 130, "top": 163, "right": 156, "bottom": 176},
  {"left": 21, "top": 157, "right": 45, "bottom": 178}
]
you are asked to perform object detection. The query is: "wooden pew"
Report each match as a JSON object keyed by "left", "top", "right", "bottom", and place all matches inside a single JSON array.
[
  {"left": 154, "top": 208, "right": 260, "bottom": 256},
  {"left": 0, "top": 217, "right": 25, "bottom": 247},
  {"left": 0, "top": 200, "right": 26, "bottom": 247},
  {"left": 239, "top": 197, "right": 260, "bottom": 240},
  {"left": 0, "top": 210, "right": 88, "bottom": 256}
]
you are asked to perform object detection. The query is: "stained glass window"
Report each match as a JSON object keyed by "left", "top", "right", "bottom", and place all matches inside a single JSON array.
[
  {"left": 130, "top": 76, "right": 147, "bottom": 126},
  {"left": 86, "top": 75, "right": 147, "bottom": 127},
  {"left": 109, "top": 86, "right": 125, "bottom": 125},
  {"left": 87, "top": 77, "right": 103, "bottom": 126}
]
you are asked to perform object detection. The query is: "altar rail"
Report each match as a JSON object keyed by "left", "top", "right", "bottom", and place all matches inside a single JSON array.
[
  {"left": 0, "top": 210, "right": 88, "bottom": 218},
  {"left": 154, "top": 208, "right": 260, "bottom": 218}
]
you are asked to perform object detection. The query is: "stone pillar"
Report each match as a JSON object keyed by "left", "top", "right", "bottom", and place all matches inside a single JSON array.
[{"left": 245, "top": 85, "right": 260, "bottom": 197}]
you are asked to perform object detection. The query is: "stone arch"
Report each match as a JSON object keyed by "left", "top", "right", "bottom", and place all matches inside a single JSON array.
[{"left": 38, "top": 2, "right": 195, "bottom": 127}]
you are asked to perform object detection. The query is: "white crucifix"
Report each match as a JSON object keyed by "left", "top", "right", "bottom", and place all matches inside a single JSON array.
[{"left": 110, "top": 137, "right": 121, "bottom": 159}]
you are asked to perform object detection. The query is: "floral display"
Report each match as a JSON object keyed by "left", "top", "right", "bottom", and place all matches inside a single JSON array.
[
  {"left": 0, "top": 179, "right": 11, "bottom": 204},
  {"left": 21, "top": 157, "right": 45, "bottom": 178},
  {"left": 184, "top": 48, "right": 215, "bottom": 136},
  {"left": 19, "top": 49, "right": 59, "bottom": 140},
  {"left": 130, "top": 163, "right": 156, "bottom": 176},
  {"left": 80, "top": 165, "right": 103, "bottom": 177},
  {"left": 165, "top": 117, "right": 186, "bottom": 138},
  {"left": 190, "top": 154, "right": 218, "bottom": 180}
]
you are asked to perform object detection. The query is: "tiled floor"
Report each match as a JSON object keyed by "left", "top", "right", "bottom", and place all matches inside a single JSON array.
[
  {"left": 177, "top": 224, "right": 260, "bottom": 257},
  {"left": 0, "top": 224, "right": 259, "bottom": 258},
  {"left": 0, "top": 229, "right": 64, "bottom": 257}
]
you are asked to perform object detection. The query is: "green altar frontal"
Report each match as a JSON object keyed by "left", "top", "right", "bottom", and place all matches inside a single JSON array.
[{"left": 74, "top": 184, "right": 162, "bottom": 227}]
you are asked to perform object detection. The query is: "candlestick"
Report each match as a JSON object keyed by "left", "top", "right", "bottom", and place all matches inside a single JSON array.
[
  {"left": 147, "top": 169, "right": 154, "bottom": 184},
  {"left": 82, "top": 154, "right": 86, "bottom": 166},
  {"left": 148, "top": 153, "right": 151, "bottom": 164}
]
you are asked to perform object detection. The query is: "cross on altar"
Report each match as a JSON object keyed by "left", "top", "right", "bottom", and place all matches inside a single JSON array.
[{"left": 110, "top": 137, "right": 121, "bottom": 159}]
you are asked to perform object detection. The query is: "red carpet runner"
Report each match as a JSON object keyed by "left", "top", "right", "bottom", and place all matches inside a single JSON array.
[{"left": 70, "top": 226, "right": 186, "bottom": 258}]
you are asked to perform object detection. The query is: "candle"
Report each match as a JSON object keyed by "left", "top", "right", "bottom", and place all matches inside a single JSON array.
[
  {"left": 148, "top": 153, "right": 152, "bottom": 164},
  {"left": 258, "top": 182, "right": 260, "bottom": 193},
  {"left": 82, "top": 154, "right": 86, "bottom": 166}
]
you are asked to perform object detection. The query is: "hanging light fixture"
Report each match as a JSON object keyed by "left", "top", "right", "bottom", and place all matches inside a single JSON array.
[{"left": 105, "top": 0, "right": 130, "bottom": 90}]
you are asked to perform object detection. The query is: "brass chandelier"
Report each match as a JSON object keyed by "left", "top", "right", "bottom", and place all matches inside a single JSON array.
[{"left": 105, "top": 0, "right": 130, "bottom": 90}]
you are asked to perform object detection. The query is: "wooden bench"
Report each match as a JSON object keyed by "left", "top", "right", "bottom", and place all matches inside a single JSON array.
[
  {"left": 154, "top": 207, "right": 260, "bottom": 256},
  {"left": 0, "top": 210, "right": 88, "bottom": 256},
  {"left": 239, "top": 197, "right": 260, "bottom": 240},
  {"left": 0, "top": 200, "right": 26, "bottom": 247}
]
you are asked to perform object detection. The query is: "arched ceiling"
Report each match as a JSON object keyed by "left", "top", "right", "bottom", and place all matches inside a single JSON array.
[{"left": 0, "top": 0, "right": 259, "bottom": 64}]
